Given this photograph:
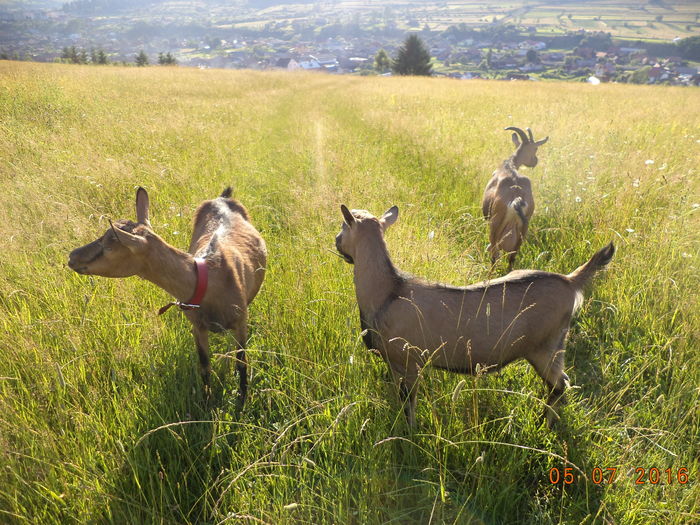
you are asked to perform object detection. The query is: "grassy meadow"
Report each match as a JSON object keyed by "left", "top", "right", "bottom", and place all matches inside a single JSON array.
[{"left": 0, "top": 61, "right": 698, "bottom": 524}]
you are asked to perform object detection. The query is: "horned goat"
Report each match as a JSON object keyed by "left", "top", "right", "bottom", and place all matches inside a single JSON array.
[
  {"left": 336, "top": 204, "right": 613, "bottom": 428},
  {"left": 68, "top": 187, "right": 267, "bottom": 403},
  {"left": 482, "top": 126, "right": 548, "bottom": 271}
]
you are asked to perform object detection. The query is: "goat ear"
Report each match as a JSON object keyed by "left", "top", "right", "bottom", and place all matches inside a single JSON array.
[
  {"left": 340, "top": 204, "right": 355, "bottom": 226},
  {"left": 535, "top": 136, "right": 549, "bottom": 147},
  {"left": 380, "top": 206, "right": 399, "bottom": 230},
  {"left": 135, "top": 187, "right": 150, "bottom": 226},
  {"left": 511, "top": 133, "right": 521, "bottom": 148},
  {"left": 111, "top": 222, "right": 147, "bottom": 252}
]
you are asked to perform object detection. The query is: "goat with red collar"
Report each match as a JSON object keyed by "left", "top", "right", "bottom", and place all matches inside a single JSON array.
[{"left": 68, "top": 186, "right": 267, "bottom": 402}]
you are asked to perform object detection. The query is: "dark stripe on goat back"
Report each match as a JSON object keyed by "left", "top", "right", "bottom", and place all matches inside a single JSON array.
[
  {"left": 195, "top": 197, "right": 250, "bottom": 226},
  {"left": 222, "top": 199, "right": 250, "bottom": 221},
  {"left": 512, "top": 198, "right": 528, "bottom": 226},
  {"left": 407, "top": 270, "right": 570, "bottom": 296}
]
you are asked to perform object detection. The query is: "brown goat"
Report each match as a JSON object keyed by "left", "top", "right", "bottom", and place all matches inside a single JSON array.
[
  {"left": 68, "top": 187, "right": 267, "bottom": 402},
  {"left": 336, "top": 204, "right": 613, "bottom": 428},
  {"left": 482, "top": 127, "right": 548, "bottom": 271}
]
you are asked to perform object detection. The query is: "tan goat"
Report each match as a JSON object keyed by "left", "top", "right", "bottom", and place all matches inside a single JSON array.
[
  {"left": 68, "top": 187, "right": 267, "bottom": 402},
  {"left": 482, "top": 126, "right": 548, "bottom": 271},
  {"left": 336, "top": 204, "right": 613, "bottom": 428}
]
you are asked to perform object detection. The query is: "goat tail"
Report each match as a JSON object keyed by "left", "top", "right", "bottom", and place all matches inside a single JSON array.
[
  {"left": 220, "top": 187, "right": 233, "bottom": 198},
  {"left": 567, "top": 242, "right": 615, "bottom": 292}
]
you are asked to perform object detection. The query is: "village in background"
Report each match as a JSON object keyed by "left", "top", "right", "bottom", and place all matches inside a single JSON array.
[{"left": 2, "top": 0, "right": 699, "bottom": 85}]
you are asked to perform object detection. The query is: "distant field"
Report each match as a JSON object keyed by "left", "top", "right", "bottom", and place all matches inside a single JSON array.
[
  {"left": 0, "top": 61, "right": 698, "bottom": 524},
  {"left": 238, "top": 0, "right": 700, "bottom": 40}
]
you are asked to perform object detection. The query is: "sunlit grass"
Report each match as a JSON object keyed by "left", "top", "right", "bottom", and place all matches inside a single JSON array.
[{"left": 0, "top": 61, "right": 698, "bottom": 524}]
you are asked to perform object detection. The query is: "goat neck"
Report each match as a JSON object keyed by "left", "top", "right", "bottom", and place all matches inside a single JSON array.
[
  {"left": 352, "top": 231, "right": 399, "bottom": 319},
  {"left": 138, "top": 235, "right": 199, "bottom": 305},
  {"left": 507, "top": 151, "right": 526, "bottom": 171}
]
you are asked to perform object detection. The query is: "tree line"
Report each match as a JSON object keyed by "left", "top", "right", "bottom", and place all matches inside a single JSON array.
[{"left": 56, "top": 47, "right": 177, "bottom": 66}]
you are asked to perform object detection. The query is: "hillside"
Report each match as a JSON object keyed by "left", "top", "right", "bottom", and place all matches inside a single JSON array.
[{"left": 0, "top": 61, "right": 698, "bottom": 524}]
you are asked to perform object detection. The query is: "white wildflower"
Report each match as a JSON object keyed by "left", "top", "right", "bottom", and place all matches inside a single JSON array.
[
  {"left": 626, "top": 228, "right": 635, "bottom": 233},
  {"left": 632, "top": 179, "right": 640, "bottom": 188},
  {"left": 575, "top": 196, "right": 582, "bottom": 203},
  {"left": 428, "top": 230, "right": 435, "bottom": 240},
  {"left": 645, "top": 159, "right": 654, "bottom": 165}
]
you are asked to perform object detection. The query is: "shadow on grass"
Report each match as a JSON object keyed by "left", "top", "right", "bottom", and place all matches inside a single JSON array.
[{"left": 95, "top": 333, "right": 251, "bottom": 524}]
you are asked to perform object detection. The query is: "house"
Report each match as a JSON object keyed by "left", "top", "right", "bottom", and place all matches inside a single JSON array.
[
  {"left": 674, "top": 66, "right": 698, "bottom": 76},
  {"left": 339, "top": 56, "right": 368, "bottom": 71},
  {"left": 542, "top": 52, "right": 564, "bottom": 62},
  {"left": 619, "top": 47, "right": 646, "bottom": 55},
  {"left": 575, "top": 46, "right": 595, "bottom": 59},
  {"left": 518, "top": 40, "right": 546, "bottom": 51},
  {"left": 506, "top": 72, "right": 530, "bottom": 80},
  {"left": 298, "top": 58, "right": 321, "bottom": 70},
  {"left": 275, "top": 57, "right": 299, "bottom": 70},
  {"left": 520, "top": 63, "right": 544, "bottom": 72},
  {"left": 647, "top": 65, "right": 668, "bottom": 83},
  {"left": 594, "top": 62, "right": 616, "bottom": 79},
  {"left": 310, "top": 54, "right": 339, "bottom": 72}
]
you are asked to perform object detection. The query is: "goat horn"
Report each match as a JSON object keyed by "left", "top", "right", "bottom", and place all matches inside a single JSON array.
[
  {"left": 527, "top": 127, "right": 534, "bottom": 142},
  {"left": 504, "top": 126, "right": 529, "bottom": 144}
]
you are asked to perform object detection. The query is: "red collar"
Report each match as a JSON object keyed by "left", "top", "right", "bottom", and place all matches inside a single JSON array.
[{"left": 158, "top": 257, "right": 209, "bottom": 315}]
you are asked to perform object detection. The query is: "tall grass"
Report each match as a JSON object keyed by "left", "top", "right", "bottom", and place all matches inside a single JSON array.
[{"left": 0, "top": 61, "right": 698, "bottom": 524}]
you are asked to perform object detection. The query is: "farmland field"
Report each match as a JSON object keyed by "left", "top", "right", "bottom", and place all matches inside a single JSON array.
[
  {"left": 0, "top": 61, "right": 698, "bottom": 524},
  {"left": 222, "top": 1, "right": 700, "bottom": 40}
]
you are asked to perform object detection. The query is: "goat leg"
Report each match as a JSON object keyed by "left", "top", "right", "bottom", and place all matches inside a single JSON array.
[{"left": 193, "top": 327, "right": 212, "bottom": 398}]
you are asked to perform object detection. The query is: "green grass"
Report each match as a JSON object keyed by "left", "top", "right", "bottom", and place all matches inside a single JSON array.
[{"left": 0, "top": 61, "right": 698, "bottom": 524}]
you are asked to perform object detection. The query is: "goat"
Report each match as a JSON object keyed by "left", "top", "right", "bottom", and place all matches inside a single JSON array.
[
  {"left": 68, "top": 186, "right": 267, "bottom": 403},
  {"left": 482, "top": 126, "right": 548, "bottom": 271},
  {"left": 335, "top": 204, "right": 613, "bottom": 428}
]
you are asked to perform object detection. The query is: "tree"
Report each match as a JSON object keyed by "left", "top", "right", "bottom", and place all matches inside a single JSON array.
[
  {"left": 676, "top": 36, "right": 700, "bottom": 60},
  {"left": 478, "top": 47, "right": 493, "bottom": 70},
  {"left": 158, "top": 52, "right": 177, "bottom": 65},
  {"left": 97, "top": 49, "right": 108, "bottom": 64},
  {"left": 526, "top": 49, "right": 540, "bottom": 63},
  {"left": 135, "top": 50, "right": 148, "bottom": 67},
  {"left": 61, "top": 46, "right": 81, "bottom": 64},
  {"left": 392, "top": 34, "right": 432, "bottom": 76},
  {"left": 374, "top": 48, "right": 391, "bottom": 73}
]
